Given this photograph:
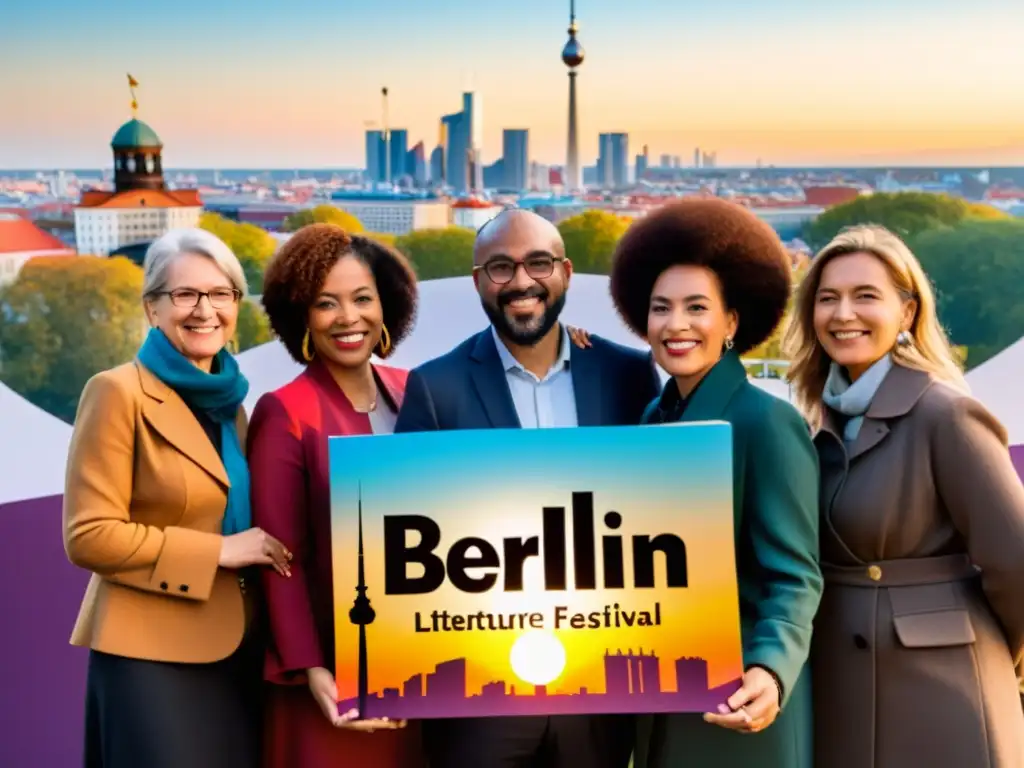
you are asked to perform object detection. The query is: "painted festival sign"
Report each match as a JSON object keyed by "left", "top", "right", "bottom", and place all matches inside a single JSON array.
[{"left": 328, "top": 422, "right": 743, "bottom": 720}]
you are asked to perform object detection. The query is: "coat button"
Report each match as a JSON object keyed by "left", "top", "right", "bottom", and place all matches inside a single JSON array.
[
  {"left": 854, "top": 634, "right": 869, "bottom": 650},
  {"left": 179, "top": 584, "right": 189, "bottom": 593},
  {"left": 867, "top": 565, "right": 882, "bottom": 581},
  {"left": 159, "top": 581, "right": 168, "bottom": 590}
]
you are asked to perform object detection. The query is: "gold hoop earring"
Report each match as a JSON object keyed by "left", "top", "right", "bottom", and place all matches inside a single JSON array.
[
  {"left": 302, "top": 329, "right": 315, "bottom": 362},
  {"left": 377, "top": 324, "right": 392, "bottom": 357}
]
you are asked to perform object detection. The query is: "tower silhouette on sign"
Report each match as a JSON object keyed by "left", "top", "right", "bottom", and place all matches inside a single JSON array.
[{"left": 348, "top": 482, "right": 376, "bottom": 716}]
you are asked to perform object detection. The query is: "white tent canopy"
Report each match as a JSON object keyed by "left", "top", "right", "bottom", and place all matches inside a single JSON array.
[
  {"left": 0, "top": 381, "right": 72, "bottom": 506},
  {"left": 237, "top": 274, "right": 793, "bottom": 412},
  {"left": 4, "top": 274, "right": 1022, "bottom": 507},
  {"left": 961, "top": 335, "right": 1024, "bottom": 445}
]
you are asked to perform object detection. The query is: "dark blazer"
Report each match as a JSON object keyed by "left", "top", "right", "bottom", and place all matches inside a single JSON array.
[
  {"left": 394, "top": 327, "right": 661, "bottom": 431},
  {"left": 637, "top": 352, "right": 822, "bottom": 768},
  {"left": 394, "top": 327, "right": 661, "bottom": 768}
]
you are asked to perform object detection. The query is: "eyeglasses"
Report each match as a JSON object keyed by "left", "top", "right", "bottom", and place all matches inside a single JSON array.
[
  {"left": 476, "top": 255, "right": 565, "bottom": 285},
  {"left": 157, "top": 288, "right": 241, "bottom": 308}
]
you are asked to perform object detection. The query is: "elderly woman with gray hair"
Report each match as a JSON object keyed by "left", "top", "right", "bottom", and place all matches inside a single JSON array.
[{"left": 63, "top": 227, "right": 291, "bottom": 768}]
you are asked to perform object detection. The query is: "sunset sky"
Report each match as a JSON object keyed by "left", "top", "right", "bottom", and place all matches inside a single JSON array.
[
  {"left": 3, "top": 0, "right": 1023, "bottom": 168},
  {"left": 328, "top": 423, "right": 745, "bottom": 702}
]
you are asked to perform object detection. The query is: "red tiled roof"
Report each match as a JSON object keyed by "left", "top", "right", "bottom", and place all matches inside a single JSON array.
[
  {"left": 802, "top": 186, "right": 862, "bottom": 207},
  {"left": 452, "top": 198, "right": 500, "bottom": 209},
  {"left": 0, "top": 215, "right": 74, "bottom": 255},
  {"left": 985, "top": 188, "right": 1024, "bottom": 200},
  {"left": 78, "top": 188, "right": 203, "bottom": 209}
]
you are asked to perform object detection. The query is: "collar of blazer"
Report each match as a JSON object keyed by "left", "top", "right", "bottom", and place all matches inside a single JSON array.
[{"left": 135, "top": 359, "right": 232, "bottom": 487}]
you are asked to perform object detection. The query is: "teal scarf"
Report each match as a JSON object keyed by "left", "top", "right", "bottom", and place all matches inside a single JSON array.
[
  {"left": 137, "top": 327, "right": 251, "bottom": 535},
  {"left": 821, "top": 354, "right": 893, "bottom": 444}
]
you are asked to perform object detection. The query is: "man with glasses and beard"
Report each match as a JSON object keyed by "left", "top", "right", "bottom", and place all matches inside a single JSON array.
[{"left": 394, "top": 208, "right": 661, "bottom": 768}]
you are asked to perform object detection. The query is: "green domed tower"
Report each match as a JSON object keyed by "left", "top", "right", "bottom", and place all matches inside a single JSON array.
[{"left": 111, "top": 117, "right": 165, "bottom": 192}]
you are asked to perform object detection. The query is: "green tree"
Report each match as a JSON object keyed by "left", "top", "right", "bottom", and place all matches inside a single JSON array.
[
  {"left": 394, "top": 227, "right": 476, "bottom": 280},
  {"left": 0, "top": 256, "right": 145, "bottom": 423},
  {"left": 745, "top": 265, "right": 808, "bottom": 374},
  {"left": 199, "top": 212, "right": 277, "bottom": 294},
  {"left": 283, "top": 204, "right": 365, "bottom": 234},
  {"left": 910, "top": 218, "right": 1024, "bottom": 368},
  {"left": 804, "top": 192, "right": 1007, "bottom": 249},
  {"left": 557, "top": 210, "right": 632, "bottom": 275},
  {"left": 235, "top": 298, "right": 272, "bottom": 353}
]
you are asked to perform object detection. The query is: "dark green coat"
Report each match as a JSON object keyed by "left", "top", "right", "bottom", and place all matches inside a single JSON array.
[{"left": 634, "top": 352, "right": 822, "bottom": 768}]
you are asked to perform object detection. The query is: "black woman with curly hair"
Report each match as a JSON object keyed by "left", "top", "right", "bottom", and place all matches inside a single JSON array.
[
  {"left": 245, "top": 224, "right": 426, "bottom": 768},
  {"left": 610, "top": 198, "right": 822, "bottom": 768}
]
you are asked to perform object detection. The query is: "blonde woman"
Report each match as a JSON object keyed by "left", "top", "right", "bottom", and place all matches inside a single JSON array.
[{"left": 784, "top": 224, "right": 1024, "bottom": 768}]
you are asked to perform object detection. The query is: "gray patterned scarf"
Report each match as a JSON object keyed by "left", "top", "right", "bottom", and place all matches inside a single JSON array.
[{"left": 821, "top": 355, "right": 893, "bottom": 444}]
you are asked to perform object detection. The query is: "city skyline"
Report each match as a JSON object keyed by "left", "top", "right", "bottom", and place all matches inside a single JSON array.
[
  {"left": 337, "top": 649, "right": 745, "bottom": 719},
  {"left": 3, "top": 0, "right": 1023, "bottom": 168}
]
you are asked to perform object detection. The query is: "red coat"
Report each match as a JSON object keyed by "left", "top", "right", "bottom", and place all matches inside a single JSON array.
[{"left": 247, "top": 359, "right": 424, "bottom": 768}]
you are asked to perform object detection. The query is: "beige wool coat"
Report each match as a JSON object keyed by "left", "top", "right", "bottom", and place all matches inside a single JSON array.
[{"left": 811, "top": 363, "right": 1024, "bottom": 768}]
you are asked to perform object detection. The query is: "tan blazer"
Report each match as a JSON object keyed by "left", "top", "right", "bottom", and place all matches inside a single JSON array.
[{"left": 63, "top": 360, "right": 248, "bottom": 664}]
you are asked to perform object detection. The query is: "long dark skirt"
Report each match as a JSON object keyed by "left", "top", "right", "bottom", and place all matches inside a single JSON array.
[{"left": 83, "top": 636, "right": 263, "bottom": 768}]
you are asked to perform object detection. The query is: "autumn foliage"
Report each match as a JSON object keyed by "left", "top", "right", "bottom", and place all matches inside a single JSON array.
[{"left": 0, "top": 255, "right": 144, "bottom": 423}]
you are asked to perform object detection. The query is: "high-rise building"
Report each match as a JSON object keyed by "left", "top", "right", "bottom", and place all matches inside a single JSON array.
[
  {"left": 596, "top": 134, "right": 612, "bottom": 187},
  {"left": 439, "top": 92, "right": 483, "bottom": 193},
  {"left": 597, "top": 132, "right": 628, "bottom": 188},
  {"left": 429, "top": 145, "right": 444, "bottom": 186},
  {"left": 466, "top": 92, "right": 483, "bottom": 192},
  {"left": 389, "top": 129, "right": 409, "bottom": 180},
  {"left": 407, "top": 141, "right": 427, "bottom": 186},
  {"left": 635, "top": 144, "right": 649, "bottom": 181},
  {"left": 365, "top": 130, "right": 386, "bottom": 182},
  {"left": 561, "top": 0, "right": 584, "bottom": 191},
  {"left": 530, "top": 161, "right": 551, "bottom": 191},
  {"left": 502, "top": 129, "right": 529, "bottom": 191},
  {"left": 440, "top": 112, "right": 463, "bottom": 189},
  {"left": 483, "top": 159, "right": 505, "bottom": 189}
]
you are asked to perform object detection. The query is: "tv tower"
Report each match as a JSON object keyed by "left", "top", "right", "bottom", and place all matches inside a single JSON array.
[
  {"left": 561, "top": 0, "right": 585, "bottom": 192},
  {"left": 348, "top": 483, "right": 376, "bottom": 717}
]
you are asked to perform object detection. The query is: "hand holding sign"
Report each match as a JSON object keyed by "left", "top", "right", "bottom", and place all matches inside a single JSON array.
[
  {"left": 307, "top": 666, "right": 406, "bottom": 731},
  {"left": 703, "top": 666, "right": 781, "bottom": 733}
]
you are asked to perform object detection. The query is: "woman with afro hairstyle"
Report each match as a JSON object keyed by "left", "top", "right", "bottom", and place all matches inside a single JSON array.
[
  {"left": 246, "top": 224, "right": 425, "bottom": 768},
  {"left": 609, "top": 198, "right": 822, "bottom": 768}
]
